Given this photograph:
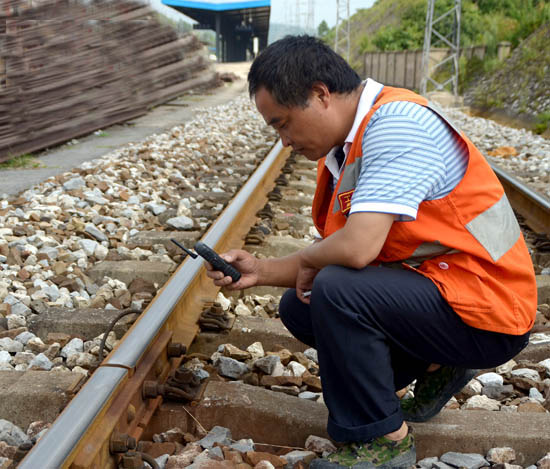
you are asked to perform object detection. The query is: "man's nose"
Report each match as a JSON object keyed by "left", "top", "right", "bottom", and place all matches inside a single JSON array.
[{"left": 279, "top": 132, "right": 292, "bottom": 147}]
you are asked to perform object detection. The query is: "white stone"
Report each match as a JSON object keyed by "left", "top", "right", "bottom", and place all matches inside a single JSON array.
[
  {"left": 462, "top": 395, "right": 500, "bottom": 411},
  {"left": 476, "top": 372, "right": 504, "bottom": 387},
  {"left": 215, "top": 291, "right": 232, "bottom": 311},
  {"left": 0, "top": 337, "right": 23, "bottom": 353},
  {"left": 66, "top": 352, "right": 95, "bottom": 369},
  {"left": 72, "top": 366, "right": 89, "bottom": 377},
  {"left": 234, "top": 301, "right": 252, "bottom": 316},
  {"left": 510, "top": 368, "right": 540, "bottom": 381},
  {"left": 246, "top": 341, "right": 265, "bottom": 360},
  {"left": 85, "top": 224, "right": 108, "bottom": 242},
  {"left": 304, "top": 348, "right": 318, "bottom": 364},
  {"left": 6, "top": 314, "right": 26, "bottom": 329},
  {"left": 15, "top": 331, "right": 35, "bottom": 345},
  {"left": 10, "top": 301, "right": 31, "bottom": 317},
  {"left": 539, "top": 358, "right": 550, "bottom": 375},
  {"left": 288, "top": 360, "right": 307, "bottom": 377},
  {"left": 496, "top": 359, "right": 516, "bottom": 374},
  {"left": 63, "top": 176, "right": 86, "bottom": 190},
  {"left": 61, "top": 338, "right": 84, "bottom": 358},
  {"left": 0, "top": 419, "right": 28, "bottom": 446},
  {"left": 29, "top": 353, "right": 53, "bottom": 370},
  {"left": 529, "top": 387, "right": 545, "bottom": 403},
  {"left": 0, "top": 351, "right": 12, "bottom": 364},
  {"left": 166, "top": 216, "right": 194, "bottom": 230},
  {"left": 146, "top": 203, "right": 167, "bottom": 215},
  {"left": 84, "top": 190, "right": 108, "bottom": 205},
  {"left": 95, "top": 244, "right": 109, "bottom": 260},
  {"left": 79, "top": 239, "right": 99, "bottom": 256}
]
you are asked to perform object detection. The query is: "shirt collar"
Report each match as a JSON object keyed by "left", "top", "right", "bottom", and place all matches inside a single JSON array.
[{"left": 325, "top": 78, "right": 384, "bottom": 179}]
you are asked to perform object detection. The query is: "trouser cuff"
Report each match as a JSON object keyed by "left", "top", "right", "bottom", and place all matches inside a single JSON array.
[{"left": 327, "top": 408, "right": 404, "bottom": 442}]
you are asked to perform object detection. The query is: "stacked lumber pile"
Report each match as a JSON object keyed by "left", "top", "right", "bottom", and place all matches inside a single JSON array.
[{"left": 0, "top": 0, "right": 219, "bottom": 162}]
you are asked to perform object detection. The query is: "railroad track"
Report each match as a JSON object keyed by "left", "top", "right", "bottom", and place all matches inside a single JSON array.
[
  {"left": 490, "top": 163, "right": 550, "bottom": 236},
  {"left": 13, "top": 143, "right": 550, "bottom": 468},
  {"left": 18, "top": 139, "right": 292, "bottom": 468}
]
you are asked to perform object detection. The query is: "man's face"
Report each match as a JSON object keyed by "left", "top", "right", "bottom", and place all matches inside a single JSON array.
[{"left": 254, "top": 86, "right": 335, "bottom": 161}]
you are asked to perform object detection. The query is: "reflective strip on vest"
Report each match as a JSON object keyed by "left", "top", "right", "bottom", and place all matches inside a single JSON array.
[{"left": 465, "top": 194, "right": 521, "bottom": 262}]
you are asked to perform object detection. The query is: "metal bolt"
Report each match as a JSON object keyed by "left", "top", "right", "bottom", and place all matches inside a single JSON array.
[
  {"left": 167, "top": 342, "right": 186, "bottom": 358},
  {"left": 142, "top": 380, "right": 159, "bottom": 399},
  {"left": 109, "top": 432, "right": 136, "bottom": 454},
  {"left": 121, "top": 451, "right": 144, "bottom": 469}
]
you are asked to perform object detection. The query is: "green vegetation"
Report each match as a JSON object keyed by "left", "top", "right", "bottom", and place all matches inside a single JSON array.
[
  {"left": 535, "top": 111, "right": 550, "bottom": 134},
  {"left": 0, "top": 154, "right": 42, "bottom": 170},
  {"left": 324, "top": 0, "right": 550, "bottom": 77}
]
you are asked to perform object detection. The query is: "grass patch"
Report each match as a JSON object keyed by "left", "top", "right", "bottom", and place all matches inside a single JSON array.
[
  {"left": 534, "top": 111, "right": 550, "bottom": 134},
  {"left": 0, "top": 154, "right": 43, "bottom": 169}
]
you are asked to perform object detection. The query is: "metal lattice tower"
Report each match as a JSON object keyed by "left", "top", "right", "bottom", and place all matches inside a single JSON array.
[
  {"left": 334, "top": 0, "right": 350, "bottom": 61},
  {"left": 294, "top": 0, "right": 315, "bottom": 32},
  {"left": 420, "top": 0, "right": 461, "bottom": 97}
]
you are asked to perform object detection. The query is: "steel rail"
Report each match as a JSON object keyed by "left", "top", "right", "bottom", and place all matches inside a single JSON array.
[
  {"left": 491, "top": 163, "right": 550, "bottom": 235},
  {"left": 20, "top": 140, "right": 289, "bottom": 469}
]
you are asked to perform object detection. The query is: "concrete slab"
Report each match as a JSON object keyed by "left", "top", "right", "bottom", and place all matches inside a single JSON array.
[
  {"left": 0, "top": 370, "right": 83, "bottom": 430},
  {"left": 516, "top": 341, "right": 550, "bottom": 363},
  {"left": 246, "top": 236, "right": 311, "bottom": 259},
  {"left": 189, "top": 316, "right": 307, "bottom": 356},
  {"left": 86, "top": 260, "right": 174, "bottom": 286},
  {"left": 28, "top": 307, "right": 136, "bottom": 341},
  {"left": 193, "top": 381, "right": 329, "bottom": 447},
  {"left": 191, "top": 381, "right": 549, "bottom": 466},
  {"left": 127, "top": 231, "right": 201, "bottom": 251}
]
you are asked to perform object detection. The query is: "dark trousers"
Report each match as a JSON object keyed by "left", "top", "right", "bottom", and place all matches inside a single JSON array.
[{"left": 278, "top": 265, "right": 530, "bottom": 442}]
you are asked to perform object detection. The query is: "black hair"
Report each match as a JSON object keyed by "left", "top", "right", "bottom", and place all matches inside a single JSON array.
[{"left": 248, "top": 35, "right": 361, "bottom": 108}]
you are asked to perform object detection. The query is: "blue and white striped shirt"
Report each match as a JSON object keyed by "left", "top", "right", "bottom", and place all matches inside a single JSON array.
[
  {"left": 325, "top": 80, "right": 469, "bottom": 222},
  {"left": 349, "top": 100, "right": 469, "bottom": 221}
]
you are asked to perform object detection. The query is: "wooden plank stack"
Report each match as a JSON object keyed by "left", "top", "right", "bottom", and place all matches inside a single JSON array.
[{"left": 0, "top": 0, "right": 219, "bottom": 162}]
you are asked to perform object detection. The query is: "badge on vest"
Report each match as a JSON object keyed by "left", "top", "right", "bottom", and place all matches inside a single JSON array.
[{"left": 337, "top": 189, "right": 354, "bottom": 215}]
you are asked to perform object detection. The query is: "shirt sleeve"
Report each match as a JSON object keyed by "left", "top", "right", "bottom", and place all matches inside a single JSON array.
[{"left": 349, "top": 103, "right": 447, "bottom": 221}]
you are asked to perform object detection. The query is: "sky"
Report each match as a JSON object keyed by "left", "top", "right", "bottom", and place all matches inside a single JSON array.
[{"left": 148, "top": 0, "right": 377, "bottom": 29}]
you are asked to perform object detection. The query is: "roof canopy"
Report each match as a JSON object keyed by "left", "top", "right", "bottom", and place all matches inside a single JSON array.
[
  {"left": 162, "top": 0, "right": 270, "bottom": 61},
  {"left": 163, "top": 1, "right": 270, "bottom": 39}
]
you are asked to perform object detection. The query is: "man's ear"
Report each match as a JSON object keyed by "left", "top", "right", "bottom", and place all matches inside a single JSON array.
[{"left": 310, "top": 82, "right": 331, "bottom": 108}]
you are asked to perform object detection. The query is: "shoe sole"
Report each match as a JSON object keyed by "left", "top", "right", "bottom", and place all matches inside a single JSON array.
[{"left": 403, "top": 368, "right": 478, "bottom": 422}]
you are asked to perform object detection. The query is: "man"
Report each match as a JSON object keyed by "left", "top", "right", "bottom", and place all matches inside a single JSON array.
[{"left": 206, "top": 35, "right": 536, "bottom": 468}]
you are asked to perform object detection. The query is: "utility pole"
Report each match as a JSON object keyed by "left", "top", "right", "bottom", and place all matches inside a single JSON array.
[
  {"left": 334, "top": 0, "right": 350, "bottom": 61},
  {"left": 420, "top": 0, "right": 461, "bottom": 97}
]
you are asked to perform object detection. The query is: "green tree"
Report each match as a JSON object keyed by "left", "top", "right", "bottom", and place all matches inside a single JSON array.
[{"left": 317, "top": 20, "right": 330, "bottom": 38}]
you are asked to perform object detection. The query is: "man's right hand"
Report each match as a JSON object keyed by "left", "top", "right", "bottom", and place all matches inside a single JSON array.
[{"left": 205, "top": 249, "right": 259, "bottom": 290}]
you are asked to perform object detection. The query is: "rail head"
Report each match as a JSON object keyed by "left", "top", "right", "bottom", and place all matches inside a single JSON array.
[{"left": 490, "top": 162, "right": 550, "bottom": 235}]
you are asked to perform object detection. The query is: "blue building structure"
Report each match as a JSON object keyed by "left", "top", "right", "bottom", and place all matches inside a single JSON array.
[{"left": 162, "top": 0, "right": 270, "bottom": 62}]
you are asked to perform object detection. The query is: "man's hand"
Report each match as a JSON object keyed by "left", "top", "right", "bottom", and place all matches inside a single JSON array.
[
  {"left": 296, "top": 253, "right": 319, "bottom": 304},
  {"left": 205, "top": 249, "right": 259, "bottom": 290}
]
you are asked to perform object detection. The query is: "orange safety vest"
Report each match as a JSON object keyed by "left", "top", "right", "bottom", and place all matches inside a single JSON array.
[{"left": 311, "top": 86, "right": 537, "bottom": 335}]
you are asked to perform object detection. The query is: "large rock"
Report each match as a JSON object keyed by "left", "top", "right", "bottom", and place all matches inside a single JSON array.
[
  {"left": 0, "top": 420, "right": 27, "bottom": 446},
  {"left": 440, "top": 452, "right": 488, "bottom": 469}
]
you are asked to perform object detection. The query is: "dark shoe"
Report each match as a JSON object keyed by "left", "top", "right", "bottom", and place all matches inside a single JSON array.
[
  {"left": 309, "top": 432, "right": 415, "bottom": 468},
  {"left": 401, "top": 366, "right": 477, "bottom": 422}
]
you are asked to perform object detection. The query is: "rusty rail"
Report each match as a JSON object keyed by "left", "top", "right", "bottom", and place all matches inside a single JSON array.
[
  {"left": 491, "top": 163, "right": 550, "bottom": 235},
  {"left": 19, "top": 141, "right": 290, "bottom": 469}
]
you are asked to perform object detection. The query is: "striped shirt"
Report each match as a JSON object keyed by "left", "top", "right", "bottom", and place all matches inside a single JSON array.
[{"left": 350, "top": 100, "right": 469, "bottom": 221}]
